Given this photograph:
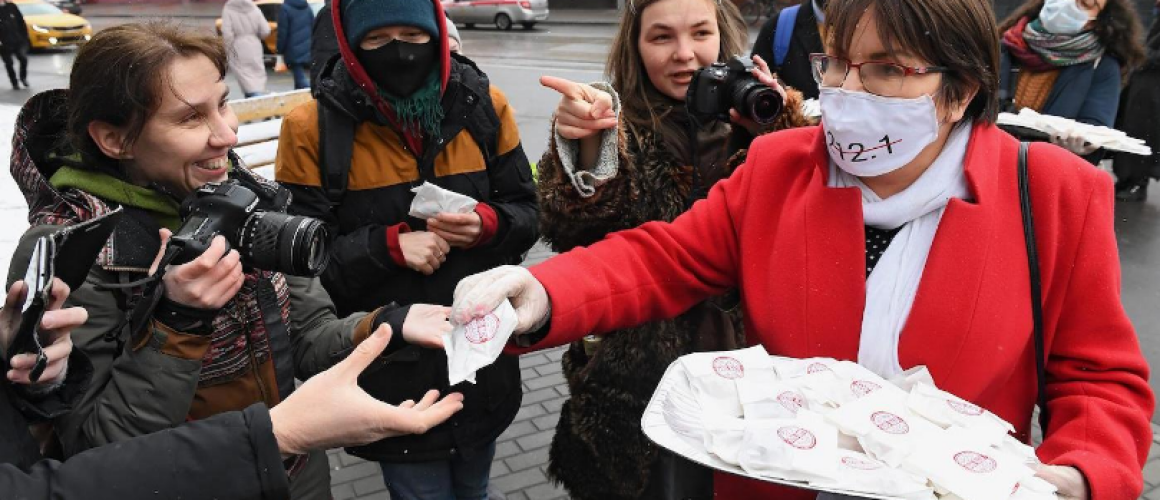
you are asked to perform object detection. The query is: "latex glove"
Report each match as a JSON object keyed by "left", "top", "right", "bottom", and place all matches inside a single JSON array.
[
  {"left": 269, "top": 324, "right": 464, "bottom": 456},
  {"left": 728, "top": 55, "right": 787, "bottom": 137},
  {"left": 1, "top": 279, "right": 86, "bottom": 386},
  {"left": 1051, "top": 130, "right": 1098, "bottom": 156},
  {"left": 1034, "top": 464, "right": 1089, "bottom": 500},
  {"left": 401, "top": 304, "right": 452, "bottom": 349},
  {"left": 541, "top": 75, "right": 618, "bottom": 141},
  {"left": 451, "top": 265, "right": 549, "bottom": 335},
  {"left": 427, "top": 212, "right": 482, "bottom": 248},
  {"left": 399, "top": 231, "right": 451, "bottom": 275}
]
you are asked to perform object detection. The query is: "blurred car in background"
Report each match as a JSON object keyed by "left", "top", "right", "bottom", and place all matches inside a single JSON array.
[
  {"left": 12, "top": 0, "right": 91, "bottom": 49},
  {"left": 443, "top": 0, "right": 549, "bottom": 30},
  {"left": 47, "top": 0, "right": 80, "bottom": 15},
  {"left": 216, "top": 0, "right": 323, "bottom": 57}
]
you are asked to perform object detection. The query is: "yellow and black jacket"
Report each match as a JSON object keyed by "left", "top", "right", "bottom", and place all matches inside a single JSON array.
[{"left": 275, "top": 2, "right": 536, "bottom": 461}]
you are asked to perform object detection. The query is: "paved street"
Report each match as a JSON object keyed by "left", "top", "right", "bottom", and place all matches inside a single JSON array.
[{"left": 0, "top": 5, "right": 1158, "bottom": 499}]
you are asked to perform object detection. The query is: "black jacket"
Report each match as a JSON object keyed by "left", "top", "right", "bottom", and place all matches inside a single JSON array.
[
  {"left": 752, "top": 0, "right": 824, "bottom": 100},
  {"left": 1, "top": 403, "right": 292, "bottom": 500},
  {"left": 276, "top": 4, "right": 535, "bottom": 460},
  {"left": 1, "top": 351, "right": 91, "bottom": 470},
  {"left": 0, "top": 3, "right": 29, "bottom": 54}
]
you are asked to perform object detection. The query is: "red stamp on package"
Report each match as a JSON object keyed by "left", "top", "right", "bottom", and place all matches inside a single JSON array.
[
  {"left": 871, "top": 411, "right": 910, "bottom": 435},
  {"left": 712, "top": 356, "right": 745, "bottom": 379},
  {"left": 465, "top": 313, "right": 500, "bottom": 344},
  {"left": 776, "top": 391, "right": 805, "bottom": 414},
  {"left": 841, "top": 456, "right": 884, "bottom": 470},
  {"left": 946, "top": 399, "right": 984, "bottom": 416},
  {"left": 806, "top": 362, "right": 832, "bottom": 374},
  {"left": 850, "top": 380, "right": 882, "bottom": 397},
  {"left": 954, "top": 451, "right": 998, "bottom": 473},
  {"left": 777, "top": 426, "right": 817, "bottom": 450}
]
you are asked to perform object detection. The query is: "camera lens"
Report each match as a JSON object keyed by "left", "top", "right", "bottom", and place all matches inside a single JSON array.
[
  {"left": 239, "top": 212, "right": 330, "bottom": 276},
  {"left": 733, "top": 80, "right": 783, "bottom": 125}
]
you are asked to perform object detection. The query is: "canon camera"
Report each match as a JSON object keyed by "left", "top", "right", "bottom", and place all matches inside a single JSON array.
[
  {"left": 170, "top": 180, "right": 329, "bottom": 276},
  {"left": 687, "top": 56, "right": 783, "bottom": 125}
]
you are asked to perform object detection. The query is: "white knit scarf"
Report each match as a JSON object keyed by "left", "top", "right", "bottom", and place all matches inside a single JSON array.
[{"left": 826, "top": 124, "right": 973, "bottom": 378}]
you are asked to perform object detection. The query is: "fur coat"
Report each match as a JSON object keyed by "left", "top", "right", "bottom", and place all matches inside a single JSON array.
[{"left": 536, "top": 89, "right": 810, "bottom": 500}]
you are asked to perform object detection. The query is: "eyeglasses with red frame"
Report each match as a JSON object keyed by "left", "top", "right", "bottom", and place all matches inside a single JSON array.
[{"left": 809, "top": 53, "right": 950, "bottom": 97}]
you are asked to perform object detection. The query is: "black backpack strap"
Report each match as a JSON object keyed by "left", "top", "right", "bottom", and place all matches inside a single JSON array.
[
  {"left": 318, "top": 103, "right": 356, "bottom": 204},
  {"left": 1018, "top": 142, "right": 1050, "bottom": 435}
]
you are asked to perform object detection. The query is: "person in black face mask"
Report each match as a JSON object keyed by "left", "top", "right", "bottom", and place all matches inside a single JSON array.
[{"left": 274, "top": 1, "right": 539, "bottom": 499}]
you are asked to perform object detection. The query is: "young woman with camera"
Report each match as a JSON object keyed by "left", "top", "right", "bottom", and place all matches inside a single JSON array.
[
  {"left": 532, "top": 0, "right": 807, "bottom": 498},
  {"left": 455, "top": 0, "right": 1154, "bottom": 498},
  {"left": 6, "top": 23, "right": 455, "bottom": 499}
]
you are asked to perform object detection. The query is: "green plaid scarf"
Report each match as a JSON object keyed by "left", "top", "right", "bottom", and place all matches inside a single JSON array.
[
  {"left": 376, "top": 72, "right": 444, "bottom": 139},
  {"left": 1023, "top": 19, "right": 1106, "bottom": 67}
]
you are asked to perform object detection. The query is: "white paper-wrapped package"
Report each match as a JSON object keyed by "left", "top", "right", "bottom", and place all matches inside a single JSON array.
[
  {"left": 811, "top": 449, "right": 936, "bottom": 500},
  {"left": 903, "top": 426, "right": 1034, "bottom": 500},
  {"left": 738, "top": 371, "right": 814, "bottom": 420},
  {"left": 443, "top": 299, "right": 518, "bottom": 385},
  {"left": 825, "top": 388, "right": 941, "bottom": 467},
  {"left": 680, "top": 346, "right": 775, "bottom": 417},
  {"left": 773, "top": 356, "right": 840, "bottom": 380},
  {"left": 702, "top": 414, "right": 748, "bottom": 465},
  {"left": 907, "top": 382, "right": 1014, "bottom": 446},
  {"left": 829, "top": 361, "right": 908, "bottom": 405},
  {"left": 409, "top": 181, "right": 479, "bottom": 219},
  {"left": 1010, "top": 475, "right": 1059, "bottom": 500},
  {"left": 736, "top": 410, "right": 840, "bottom": 482}
]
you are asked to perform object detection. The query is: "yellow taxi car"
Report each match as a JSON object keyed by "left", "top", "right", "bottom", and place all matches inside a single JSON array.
[
  {"left": 12, "top": 0, "right": 92, "bottom": 49},
  {"left": 215, "top": 0, "right": 323, "bottom": 56}
]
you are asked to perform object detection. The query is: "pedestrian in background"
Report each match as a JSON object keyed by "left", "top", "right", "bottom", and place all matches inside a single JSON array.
[
  {"left": 998, "top": 0, "right": 1145, "bottom": 160},
  {"left": 278, "top": 0, "right": 313, "bottom": 89},
  {"left": 1111, "top": 0, "right": 1160, "bottom": 201},
  {"left": 0, "top": 0, "right": 30, "bottom": 90},
  {"left": 752, "top": 0, "right": 827, "bottom": 99},
  {"left": 222, "top": 0, "right": 270, "bottom": 97}
]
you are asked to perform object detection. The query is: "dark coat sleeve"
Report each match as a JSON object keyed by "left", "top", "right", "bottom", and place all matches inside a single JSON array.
[
  {"left": 276, "top": 6, "right": 289, "bottom": 55},
  {"left": 1073, "top": 56, "right": 1122, "bottom": 128},
  {"left": 0, "top": 404, "right": 290, "bottom": 500},
  {"left": 473, "top": 86, "right": 539, "bottom": 259}
]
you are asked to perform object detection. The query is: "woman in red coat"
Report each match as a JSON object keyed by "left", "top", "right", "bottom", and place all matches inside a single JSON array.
[{"left": 452, "top": 0, "right": 1154, "bottom": 498}]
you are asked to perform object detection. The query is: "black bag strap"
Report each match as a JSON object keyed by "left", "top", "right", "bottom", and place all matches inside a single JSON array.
[
  {"left": 1018, "top": 141, "right": 1051, "bottom": 435},
  {"left": 318, "top": 103, "right": 356, "bottom": 205}
]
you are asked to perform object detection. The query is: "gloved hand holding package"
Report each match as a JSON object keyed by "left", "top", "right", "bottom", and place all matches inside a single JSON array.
[
  {"left": 443, "top": 299, "right": 518, "bottom": 385},
  {"left": 409, "top": 181, "right": 479, "bottom": 219}
]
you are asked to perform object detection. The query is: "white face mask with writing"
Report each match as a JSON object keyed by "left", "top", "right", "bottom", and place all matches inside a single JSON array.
[
  {"left": 1039, "top": 0, "right": 1094, "bottom": 35},
  {"left": 819, "top": 87, "right": 940, "bottom": 178}
]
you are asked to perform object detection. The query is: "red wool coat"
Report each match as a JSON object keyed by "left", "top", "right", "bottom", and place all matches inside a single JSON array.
[{"left": 514, "top": 123, "right": 1154, "bottom": 499}]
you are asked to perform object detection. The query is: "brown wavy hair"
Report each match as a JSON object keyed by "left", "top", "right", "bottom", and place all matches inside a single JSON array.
[
  {"left": 608, "top": 0, "right": 748, "bottom": 150},
  {"left": 67, "top": 22, "right": 228, "bottom": 169},
  {"left": 999, "top": 0, "right": 1146, "bottom": 72}
]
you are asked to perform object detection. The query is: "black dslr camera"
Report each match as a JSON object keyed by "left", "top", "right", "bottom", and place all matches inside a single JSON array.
[
  {"left": 170, "top": 180, "right": 329, "bottom": 276},
  {"left": 687, "top": 56, "right": 783, "bottom": 125}
]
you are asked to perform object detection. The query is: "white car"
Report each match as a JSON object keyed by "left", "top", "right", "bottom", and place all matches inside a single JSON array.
[{"left": 443, "top": 0, "right": 549, "bottom": 31}]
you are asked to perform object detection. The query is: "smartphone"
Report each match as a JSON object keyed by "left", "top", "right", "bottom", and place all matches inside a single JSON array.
[{"left": 5, "top": 208, "right": 123, "bottom": 382}]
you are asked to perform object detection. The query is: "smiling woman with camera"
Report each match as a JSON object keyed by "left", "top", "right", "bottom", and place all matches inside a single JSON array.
[
  {"left": 532, "top": 0, "right": 807, "bottom": 498},
  {"left": 5, "top": 22, "right": 456, "bottom": 499},
  {"left": 455, "top": 0, "right": 1154, "bottom": 498}
]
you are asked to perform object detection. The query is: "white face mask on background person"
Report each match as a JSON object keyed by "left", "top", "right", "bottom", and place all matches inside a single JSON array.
[
  {"left": 818, "top": 87, "right": 940, "bottom": 178},
  {"left": 1039, "top": 0, "right": 1094, "bottom": 35}
]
